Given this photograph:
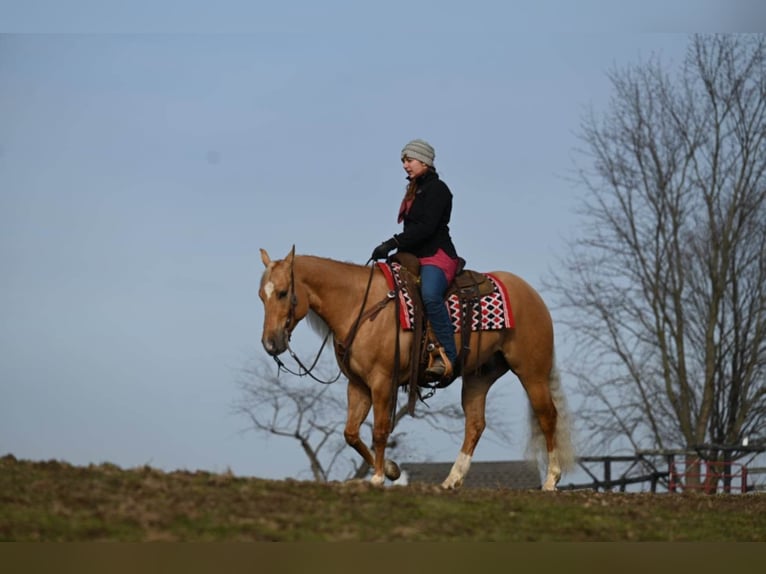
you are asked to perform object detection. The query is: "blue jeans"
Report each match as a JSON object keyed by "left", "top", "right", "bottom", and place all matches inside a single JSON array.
[{"left": 420, "top": 265, "right": 457, "bottom": 363}]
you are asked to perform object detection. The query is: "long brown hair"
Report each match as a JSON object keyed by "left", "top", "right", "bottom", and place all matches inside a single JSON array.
[{"left": 403, "top": 166, "right": 436, "bottom": 202}]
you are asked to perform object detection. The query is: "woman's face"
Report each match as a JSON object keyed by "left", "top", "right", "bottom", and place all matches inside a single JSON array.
[{"left": 402, "top": 157, "right": 430, "bottom": 179}]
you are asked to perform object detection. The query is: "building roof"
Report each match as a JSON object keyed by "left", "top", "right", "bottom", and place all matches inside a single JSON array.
[{"left": 400, "top": 460, "right": 542, "bottom": 490}]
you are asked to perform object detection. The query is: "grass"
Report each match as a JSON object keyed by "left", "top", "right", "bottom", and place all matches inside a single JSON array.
[{"left": 1, "top": 454, "right": 764, "bottom": 541}]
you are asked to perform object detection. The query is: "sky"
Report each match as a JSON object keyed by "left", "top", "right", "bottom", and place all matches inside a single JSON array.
[{"left": 1, "top": 2, "right": 759, "bottom": 483}]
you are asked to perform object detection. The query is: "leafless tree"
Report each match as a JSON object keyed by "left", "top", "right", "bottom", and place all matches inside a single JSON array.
[
  {"left": 549, "top": 34, "right": 766, "bottom": 489},
  {"left": 234, "top": 354, "right": 514, "bottom": 482}
]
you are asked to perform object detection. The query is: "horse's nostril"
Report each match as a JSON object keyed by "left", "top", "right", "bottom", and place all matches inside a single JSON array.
[{"left": 262, "top": 336, "right": 285, "bottom": 356}]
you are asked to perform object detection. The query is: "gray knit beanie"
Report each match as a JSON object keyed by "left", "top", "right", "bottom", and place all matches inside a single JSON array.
[{"left": 401, "top": 139, "right": 435, "bottom": 166}]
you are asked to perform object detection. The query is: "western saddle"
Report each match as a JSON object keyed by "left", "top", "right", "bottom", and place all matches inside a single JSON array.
[{"left": 389, "top": 253, "right": 495, "bottom": 402}]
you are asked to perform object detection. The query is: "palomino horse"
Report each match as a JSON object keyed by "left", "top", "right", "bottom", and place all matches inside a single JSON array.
[{"left": 259, "top": 247, "right": 574, "bottom": 490}]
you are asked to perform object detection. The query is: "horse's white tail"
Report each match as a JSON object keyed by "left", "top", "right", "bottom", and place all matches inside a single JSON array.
[{"left": 525, "top": 362, "right": 576, "bottom": 477}]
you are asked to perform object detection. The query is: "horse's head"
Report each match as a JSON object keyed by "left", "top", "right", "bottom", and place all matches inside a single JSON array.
[{"left": 258, "top": 246, "right": 308, "bottom": 356}]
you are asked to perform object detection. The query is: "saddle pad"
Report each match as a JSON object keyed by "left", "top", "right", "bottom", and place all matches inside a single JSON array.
[{"left": 377, "top": 262, "right": 515, "bottom": 332}]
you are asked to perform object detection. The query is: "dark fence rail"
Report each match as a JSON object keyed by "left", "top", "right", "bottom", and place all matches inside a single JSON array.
[
  {"left": 559, "top": 455, "right": 667, "bottom": 492},
  {"left": 558, "top": 445, "right": 766, "bottom": 493}
]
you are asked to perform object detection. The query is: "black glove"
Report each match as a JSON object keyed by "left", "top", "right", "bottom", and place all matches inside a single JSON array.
[{"left": 371, "top": 237, "right": 398, "bottom": 260}]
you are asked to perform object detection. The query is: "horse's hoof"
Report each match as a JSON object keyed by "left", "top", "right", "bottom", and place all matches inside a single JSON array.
[
  {"left": 440, "top": 478, "right": 463, "bottom": 490},
  {"left": 370, "top": 474, "right": 385, "bottom": 487},
  {"left": 384, "top": 459, "right": 401, "bottom": 481}
]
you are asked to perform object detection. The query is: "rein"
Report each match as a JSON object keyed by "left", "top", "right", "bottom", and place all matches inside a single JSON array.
[
  {"left": 338, "top": 261, "right": 390, "bottom": 351},
  {"left": 337, "top": 259, "right": 401, "bottom": 425},
  {"left": 271, "top": 246, "right": 341, "bottom": 385},
  {"left": 272, "top": 332, "right": 343, "bottom": 385},
  {"left": 347, "top": 259, "right": 402, "bottom": 426},
  {"left": 272, "top": 255, "right": 385, "bottom": 386},
  {"left": 271, "top": 253, "right": 403, "bottom": 431}
]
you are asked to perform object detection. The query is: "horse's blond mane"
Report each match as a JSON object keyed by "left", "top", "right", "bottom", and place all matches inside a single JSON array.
[{"left": 306, "top": 309, "right": 331, "bottom": 339}]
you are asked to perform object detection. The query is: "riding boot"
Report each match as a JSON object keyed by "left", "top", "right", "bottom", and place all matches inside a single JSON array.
[
  {"left": 425, "top": 346, "right": 454, "bottom": 382},
  {"left": 425, "top": 356, "right": 449, "bottom": 378}
]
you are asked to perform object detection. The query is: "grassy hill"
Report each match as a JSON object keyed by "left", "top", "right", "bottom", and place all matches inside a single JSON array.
[{"left": 1, "top": 454, "right": 764, "bottom": 542}]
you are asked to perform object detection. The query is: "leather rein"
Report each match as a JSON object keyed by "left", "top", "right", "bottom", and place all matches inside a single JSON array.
[{"left": 272, "top": 256, "right": 395, "bottom": 387}]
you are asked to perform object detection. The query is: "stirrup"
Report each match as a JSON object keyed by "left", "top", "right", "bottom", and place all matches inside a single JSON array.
[
  {"left": 424, "top": 354, "right": 454, "bottom": 383},
  {"left": 425, "top": 358, "right": 447, "bottom": 378}
]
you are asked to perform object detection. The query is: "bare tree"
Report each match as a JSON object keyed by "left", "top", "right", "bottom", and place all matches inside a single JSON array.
[
  {"left": 234, "top": 356, "right": 349, "bottom": 481},
  {"left": 234, "top": 354, "right": 514, "bottom": 482},
  {"left": 549, "top": 34, "right": 766, "bottom": 489}
]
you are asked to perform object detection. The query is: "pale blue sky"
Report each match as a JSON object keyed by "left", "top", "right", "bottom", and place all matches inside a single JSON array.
[{"left": 0, "top": 2, "right": 753, "bottom": 480}]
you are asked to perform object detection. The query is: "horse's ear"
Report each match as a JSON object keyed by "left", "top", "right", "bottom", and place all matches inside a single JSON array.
[
  {"left": 260, "top": 248, "right": 272, "bottom": 267},
  {"left": 285, "top": 245, "right": 296, "bottom": 264}
]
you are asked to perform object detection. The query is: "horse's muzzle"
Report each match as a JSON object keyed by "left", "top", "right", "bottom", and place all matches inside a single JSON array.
[{"left": 262, "top": 333, "right": 288, "bottom": 356}]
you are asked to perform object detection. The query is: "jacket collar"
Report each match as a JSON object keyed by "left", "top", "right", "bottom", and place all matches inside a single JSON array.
[{"left": 408, "top": 169, "right": 439, "bottom": 186}]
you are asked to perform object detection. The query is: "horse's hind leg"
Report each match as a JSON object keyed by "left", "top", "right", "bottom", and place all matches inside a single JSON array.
[
  {"left": 520, "top": 374, "right": 561, "bottom": 491},
  {"left": 442, "top": 359, "right": 506, "bottom": 490}
]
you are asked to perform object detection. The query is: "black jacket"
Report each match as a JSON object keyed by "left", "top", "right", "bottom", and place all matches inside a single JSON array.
[{"left": 394, "top": 170, "right": 458, "bottom": 259}]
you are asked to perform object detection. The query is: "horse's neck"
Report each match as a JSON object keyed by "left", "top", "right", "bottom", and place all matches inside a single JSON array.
[{"left": 296, "top": 256, "right": 376, "bottom": 337}]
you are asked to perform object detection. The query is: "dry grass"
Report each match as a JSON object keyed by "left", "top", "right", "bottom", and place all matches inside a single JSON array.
[{"left": 1, "top": 454, "right": 764, "bottom": 541}]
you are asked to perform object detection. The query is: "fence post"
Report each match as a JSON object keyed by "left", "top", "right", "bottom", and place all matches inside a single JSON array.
[
  {"left": 668, "top": 456, "right": 677, "bottom": 493},
  {"left": 742, "top": 466, "right": 748, "bottom": 493}
]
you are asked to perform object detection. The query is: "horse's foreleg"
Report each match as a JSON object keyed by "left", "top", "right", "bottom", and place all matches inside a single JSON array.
[
  {"left": 343, "top": 378, "right": 375, "bottom": 469},
  {"left": 368, "top": 381, "right": 398, "bottom": 487},
  {"left": 345, "top": 377, "right": 400, "bottom": 485}
]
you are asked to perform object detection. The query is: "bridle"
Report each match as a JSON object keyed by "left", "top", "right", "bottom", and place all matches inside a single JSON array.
[
  {"left": 268, "top": 246, "right": 339, "bottom": 384},
  {"left": 270, "top": 248, "right": 381, "bottom": 386},
  {"left": 270, "top": 250, "right": 403, "bottom": 427},
  {"left": 273, "top": 332, "right": 342, "bottom": 385},
  {"left": 284, "top": 246, "right": 299, "bottom": 333}
]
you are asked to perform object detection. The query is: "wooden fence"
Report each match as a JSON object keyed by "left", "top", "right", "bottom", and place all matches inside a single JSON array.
[{"left": 558, "top": 445, "right": 766, "bottom": 493}]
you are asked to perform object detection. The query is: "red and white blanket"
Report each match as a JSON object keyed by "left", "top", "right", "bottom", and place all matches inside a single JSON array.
[{"left": 377, "top": 262, "right": 515, "bottom": 332}]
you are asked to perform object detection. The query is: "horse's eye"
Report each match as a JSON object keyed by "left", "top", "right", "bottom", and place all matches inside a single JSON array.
[{"left": 277, "top": 290, "right": 288, "bottom": 300}]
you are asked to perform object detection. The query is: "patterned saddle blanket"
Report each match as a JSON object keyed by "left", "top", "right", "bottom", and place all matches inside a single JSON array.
[{"left": 377, "top": 262, "right": 515, "bottom": 332}]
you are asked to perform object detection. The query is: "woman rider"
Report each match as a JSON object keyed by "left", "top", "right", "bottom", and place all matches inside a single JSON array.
[{"left": 371, "top": 139, "right": 460, "bottom": 381}]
